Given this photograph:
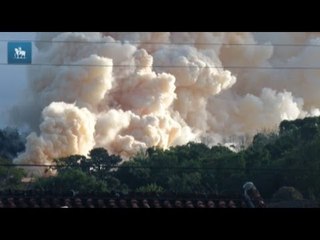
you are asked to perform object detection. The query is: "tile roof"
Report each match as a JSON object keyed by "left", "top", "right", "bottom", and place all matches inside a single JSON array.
[{"left": 0, "top": 196, "right": 246, "bottom": 208}]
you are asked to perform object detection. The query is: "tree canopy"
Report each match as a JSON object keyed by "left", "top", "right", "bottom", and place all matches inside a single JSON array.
[{"left": 4, "top": 116, "right": 320, "bottom": 200}]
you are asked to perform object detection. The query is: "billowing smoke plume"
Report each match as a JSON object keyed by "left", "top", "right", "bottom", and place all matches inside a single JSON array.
[
  {"left": 14, "top": 102, "right": 95, "bottom": 174},
  {"left": 10, "top": 32, "right": 320, "bottom": 175}
]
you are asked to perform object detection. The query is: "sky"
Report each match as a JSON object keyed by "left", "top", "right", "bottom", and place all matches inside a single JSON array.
[{"left": 0, "top": 32, "right": 36, "bottom": 128}]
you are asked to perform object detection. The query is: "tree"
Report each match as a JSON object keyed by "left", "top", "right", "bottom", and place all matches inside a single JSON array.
[
  {"left": 33, "top": 169, "right": 108, "bottom": 194},
  {"left": 88, "top": 148, "right": 122, "bottom": 180},
  {"left": 0, "top": 157, "right": 26, "bottom": 191},
  {"left": 136, "top": 183, "right": 164, "bottom": 193},
  {"left": 31, "top": 115, "right": 320, "bottom": 199},
  {"left": 272, "top": 186, "right": 304, "bottom": 201},
  {"left": 0, "top": 127, "right": 25, "bottom": 160},
  {"left": 47, "top": 148, "right": 127, "bottom": 194}
]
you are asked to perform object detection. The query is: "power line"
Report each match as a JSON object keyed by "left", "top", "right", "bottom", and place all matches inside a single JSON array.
[
  {"left": 1, "top": 62, "right": 320, "bottom": 70},
  {"left": 1, "top": 163, "right": 319, "bottom": 172},
  {"left": 1, "top": 39, "right": 320, "bottom": 47}
]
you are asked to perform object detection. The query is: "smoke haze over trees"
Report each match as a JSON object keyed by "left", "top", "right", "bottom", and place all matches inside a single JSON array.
[
  {"left": 29, "top": 116, "right": 320, "bottom": 200},
  {"left": 7, "top": 32, "right": 320, "bottom": 175}
]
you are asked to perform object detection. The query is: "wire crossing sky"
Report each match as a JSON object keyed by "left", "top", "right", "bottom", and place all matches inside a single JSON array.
[{"left": 1, "top": 32, "right": 320, "bottom": 176}]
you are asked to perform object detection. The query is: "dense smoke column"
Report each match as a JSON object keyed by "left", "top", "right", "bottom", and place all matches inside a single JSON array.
[{"left": 10, "top": 32, "right": 320, "bottom": 175}]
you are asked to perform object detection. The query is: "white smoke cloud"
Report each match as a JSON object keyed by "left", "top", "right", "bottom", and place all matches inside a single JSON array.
[
  {"left": 207, "top": 88, "right": 305, "bottom": 136},
  {"left": 11, "top": 32, "right": 320, "bottom": 175},
  {"left": 13, "top": 102, "right": 96, "bottom": 175}
]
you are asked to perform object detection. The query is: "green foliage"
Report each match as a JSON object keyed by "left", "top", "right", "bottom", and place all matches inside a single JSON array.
[
  {"left": 242, "top": 116, "right": 320, "bottom": 198},
  {"left": 0, "top": 157, "right": 26, "bottom": 190},
  {"left": 0, "top": 127, "right": 25, "bottom": 159},
  {"left": 136, "top": 183, "right": 164, "bottom": 193},
  {"left": 272, "top": 186, "right": 304, "bottom": 201},
  {"left": 35, "top": 148, "right": 127, "bottom": 194},
  {"left": 25, "top": 115, "right": 320, "bottom": 200},
  {"left": 115, "top": 143, "right": 237, "bottom": 194},
  {"left": 33, "top": 169, "right": 108, "bottom": 194}
]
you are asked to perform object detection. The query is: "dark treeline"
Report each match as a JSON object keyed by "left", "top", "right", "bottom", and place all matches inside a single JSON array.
[
  {"left": 0, "top": 127, "right": 26, "bottom": 190},
  {"left": 0, "top": 127, "right": 25, "bottom": 160},
  {"left": 2, "top": 116, "right": 320, "bottom": 200}
]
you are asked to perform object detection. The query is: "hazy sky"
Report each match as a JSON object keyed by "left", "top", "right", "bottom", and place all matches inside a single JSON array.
[{"left": 0, "top": 32, "right": 36, "bottom": 128}]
